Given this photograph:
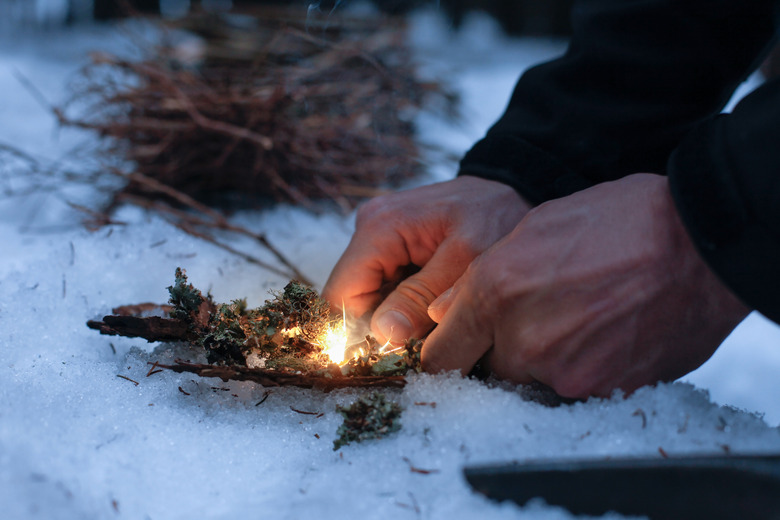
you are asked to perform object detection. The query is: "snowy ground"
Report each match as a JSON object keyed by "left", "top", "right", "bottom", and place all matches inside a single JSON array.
[{"left": 1, "top": 9, "right": 780, "bottom": 520}]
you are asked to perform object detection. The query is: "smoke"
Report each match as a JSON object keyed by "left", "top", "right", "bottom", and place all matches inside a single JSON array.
[
  {"left": 306, "top": 0, "right": 345, "bottom": 32},
  {"left": 306, "top": 0, "right": 347, "bottom": 31}
]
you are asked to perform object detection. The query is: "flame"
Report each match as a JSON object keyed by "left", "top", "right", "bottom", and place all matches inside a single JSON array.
[
  {"left": 319, "top": 320, "right": 348, "bottom": 365},
  {"left": 317, "top": 305, "right": 348, "bottom": 365}
]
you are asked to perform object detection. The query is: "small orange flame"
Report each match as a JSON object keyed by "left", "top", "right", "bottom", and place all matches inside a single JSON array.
[
  {"left": 317, "top": 304, "right": 348, "bottom": 365},
  {"left": 319, "top": 320, "right": 348, "bottom": 364}
]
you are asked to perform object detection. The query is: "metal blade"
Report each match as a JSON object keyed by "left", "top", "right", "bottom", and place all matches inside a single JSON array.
[{"left": 464, "top": 454, "right": 780, "bottom": 519}]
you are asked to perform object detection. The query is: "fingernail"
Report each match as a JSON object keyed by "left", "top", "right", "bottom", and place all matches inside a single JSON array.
[
  {"left": 375, "top": 310, "right": 413, "bottom": 343},
  {"left": 428, "top": 287, "right": 454, "bottom": 313}
]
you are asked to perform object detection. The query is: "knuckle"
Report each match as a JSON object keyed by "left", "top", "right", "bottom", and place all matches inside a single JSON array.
[
  {"left": 454, "top": 261, "right": 500, "bottom": 324},
  {"left": 469, "top": 257, "right": 513, "bottom": 310},
  {"left": 354, "top": 199, "right": 382, "bottom": 227},
  {"left": 355, "top": 195, "right": 397, "bottom": 226},
  {"left": 395, "top": 277, "right": 439, "bottom": 311},
  {"left": 445, "top": 235, "right": 483, "bottom": 261}
]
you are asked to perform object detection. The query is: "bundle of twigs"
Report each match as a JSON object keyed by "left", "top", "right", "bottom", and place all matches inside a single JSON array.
[
  {"left": 90, "top": 311, "right": 411, "bottom": 389},
  {"left": 86, "top": 279, "right": 415, "bottom": 392},
  {"left": 63, "top": 9, "right": 455, "bottom": 212}
]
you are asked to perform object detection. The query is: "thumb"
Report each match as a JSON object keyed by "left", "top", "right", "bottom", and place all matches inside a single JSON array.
[
  {"left": 370, "top": 243, "right": 468, "bottom": 344},
  {"left": 427, "top": 284, "right": 461, "bottom": 323}
]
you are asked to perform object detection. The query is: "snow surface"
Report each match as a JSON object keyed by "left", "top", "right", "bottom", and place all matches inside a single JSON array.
[{"left": 1, "top": 9, "right": 780, "bottom": 520}]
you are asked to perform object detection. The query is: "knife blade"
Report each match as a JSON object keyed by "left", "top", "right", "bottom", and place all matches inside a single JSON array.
[{"left": 464, "top": 454, "right": 780, "bottom": 519}]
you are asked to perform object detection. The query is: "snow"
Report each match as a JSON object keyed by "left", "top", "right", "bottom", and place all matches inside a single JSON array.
[{"left": 1, "top": 9, "right": 780, "bottom": 520}]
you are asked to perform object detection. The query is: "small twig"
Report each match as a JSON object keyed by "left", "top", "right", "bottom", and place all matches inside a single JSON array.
[
  {"left": 68, "top": 202, "right": 128, "bottom": 230},
  {"left": 178, "top": 386, "right": 191, "bottom": 395},
  {"left": 395, "top": 492, "right": 421, "bottom": 517},
  {"left": 133, "top": 60, "right": 274, "bottom": 149},
  {"left": 156, "top": 360, "right": 407, "bottom": 391},
  {"left": 175, "top": 220, "right": 299, "bottom": 282},
  {"left": 255, "top": 390, "right": 272, "bottom": 406},
  {"left": 117, "top": 192, "right": 311, "bottom": 284},
  {"left": 632, "top": 408, "right": 647, "bottom": 429},
  {"left": 117, "top": 374, "right": 139, "bottom": 386},
  {"left": 13, "top": 69, "right": 67, "bottom": 124},
  {"left": 0, "top": 141, "right": 42, "bottom": 166},
  {"left": 146, "top": 361, "right": 163, "bottom": 377},
  {"left": 290, "top": 406, "right": 321, "bottom": 416},
  {"left": 401, "top": 456, "right": 439, "bottom": 475}
]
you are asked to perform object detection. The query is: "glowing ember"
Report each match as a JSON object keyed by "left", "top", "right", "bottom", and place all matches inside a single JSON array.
[
  {"left": 318, "top": 320, "right": 348, "bottom": 364},
  {"left": 281, "top": 326, "right": 302, "bottom": 338}
]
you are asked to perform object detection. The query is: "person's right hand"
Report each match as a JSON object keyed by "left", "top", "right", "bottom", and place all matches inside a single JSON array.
[{"left": 323, "top": 176, "right": 530, "bottom": 343}]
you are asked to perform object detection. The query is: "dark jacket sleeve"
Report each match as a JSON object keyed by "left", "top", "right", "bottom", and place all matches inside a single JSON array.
[
  {"left": 668, "top": 79, "right": 780, "bottom": 323},
  {"left": 458, "top": 0, "right": 780, "bottom": 322}
]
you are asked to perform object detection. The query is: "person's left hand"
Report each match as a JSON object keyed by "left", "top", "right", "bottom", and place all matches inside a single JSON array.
[{"left": 423, "top": 173, "right": 750, "bottom": 398}]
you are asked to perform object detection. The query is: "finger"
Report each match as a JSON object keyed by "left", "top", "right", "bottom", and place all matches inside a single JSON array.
[
  {"left": 322, "top": 226, "right": 414, "bottom": 318},
  {"left": 481, "top": 348, "right": 534, "bottom": 386},
  {"left": 369, "top": 241, "right": 472, "bottom": 343},
  {"left": 427, "top": 284, "right": 459, "bottom": 323},
  {"left": 420, "top": 277, "right": 494, "bottom": 375}
]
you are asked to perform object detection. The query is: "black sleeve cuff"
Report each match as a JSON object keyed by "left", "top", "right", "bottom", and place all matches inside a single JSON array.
[
  {"left": 457, "top": 133, "right": 593, "bottom": 206},
  {"left": 668, "top": 116, "right": 780, "bottom": 324}
]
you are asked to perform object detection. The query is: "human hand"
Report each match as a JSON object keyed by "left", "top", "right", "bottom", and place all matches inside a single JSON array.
[
  {"left": 322, "top": 176, "right": 530, "bottom": 343},
  {"left": 423, "top": 174, "right": 749, "bottom": 398}
]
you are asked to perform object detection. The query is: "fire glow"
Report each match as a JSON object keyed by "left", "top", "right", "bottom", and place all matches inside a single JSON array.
[
  {"left": 315, "top": 305, "right": 349, "bottom": 365},
  {"left": 313, "top": 306, "right": 398, "bottom": 366},
  {"left": 318, "top": 320, "right": 348, "bottom": 365}
]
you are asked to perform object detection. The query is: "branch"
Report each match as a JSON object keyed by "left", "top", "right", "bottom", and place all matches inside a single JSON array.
[{"left": 156, "top": 360, "right": 407, "bottom": 392}]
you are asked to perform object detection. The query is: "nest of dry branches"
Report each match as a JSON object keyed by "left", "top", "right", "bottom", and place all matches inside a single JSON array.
[
  {"left": 87, "top": 268, "right": 420, "bottom": 391},
  {"left": 63, "top": 8, "right": 456, "bottom": 212}
]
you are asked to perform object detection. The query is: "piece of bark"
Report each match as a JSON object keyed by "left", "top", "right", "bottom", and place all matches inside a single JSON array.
[
  {"left": 87, "top": 315, "right": 192, "bottom": 342},
  {"left": 112, "top": 302, "right": 173, "bottom": 316},
  {"left": 156, "top": 360, "right": 407, "bottom": 392}
]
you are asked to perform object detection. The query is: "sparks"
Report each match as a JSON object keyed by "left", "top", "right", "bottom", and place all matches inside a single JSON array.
[
  {"left": 319, "top": 322, "right": 347, "bottom": 364},
  {"left": 317, "top": 305, "right": 348, "bottom": 365}
]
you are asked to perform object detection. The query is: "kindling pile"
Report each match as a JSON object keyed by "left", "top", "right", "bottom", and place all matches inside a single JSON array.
[
  {"left": 87, "top": 268, "right": 422, "bottom": 448},
  {"left": 88, "top": 268, "right": 423, "bottom": 391},
  {"left": 63, "top": 8, "right": 456, "bottom": 211}
]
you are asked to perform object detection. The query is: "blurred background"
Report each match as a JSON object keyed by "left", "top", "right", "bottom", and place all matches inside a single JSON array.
[
  {"left": 4, "top": 0, "right": 777, "bottom": 75},
  {"left": 3, "top": 0, "right": 573, "bottom": 35}
]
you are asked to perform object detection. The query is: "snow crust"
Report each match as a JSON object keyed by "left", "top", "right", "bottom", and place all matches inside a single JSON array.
[{"left": 1, "top": 9, "right": 779, "bottom": 520}]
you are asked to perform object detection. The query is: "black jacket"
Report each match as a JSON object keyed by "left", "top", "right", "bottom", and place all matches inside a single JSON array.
[{"left": 458, "top": 0, "right": 780, "bottom": 323}]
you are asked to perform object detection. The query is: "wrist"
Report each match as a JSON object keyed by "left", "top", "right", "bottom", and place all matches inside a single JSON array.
[{"left": 658, "top": 175, "right": 751, "bottom": 326}]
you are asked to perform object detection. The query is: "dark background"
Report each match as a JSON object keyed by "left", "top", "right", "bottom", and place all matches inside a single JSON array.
[
  {"left": 54, "top": 0, "right": 777, "bottom": 80},
  {"left": 90, "top": 0, "right": 576, "bottom": 36}
]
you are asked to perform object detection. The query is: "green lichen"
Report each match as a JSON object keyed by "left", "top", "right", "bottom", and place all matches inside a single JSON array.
[
  {"left": 167, "top": 270, "right": 333, "bottom": 367},
  {"left": 200, "top": 300, "right": 253, "bottom": 365},
  {"left": 163, "top": 268, "right": 422, "bottom": 376},
  {"left": 333, "top": 392, "right": 403, "bottom": 450},
  {"left": 167, "top": 267, "right": 204, "bottom": 321},
  {"left": 340, "top": 338, "right": 423, "bottom": 377},
  {"left": 264, "top": 281, "right": 330, "bottom": 343},
  {"left": 401, "top": 338, "right": 423, "bottom": 373}
]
